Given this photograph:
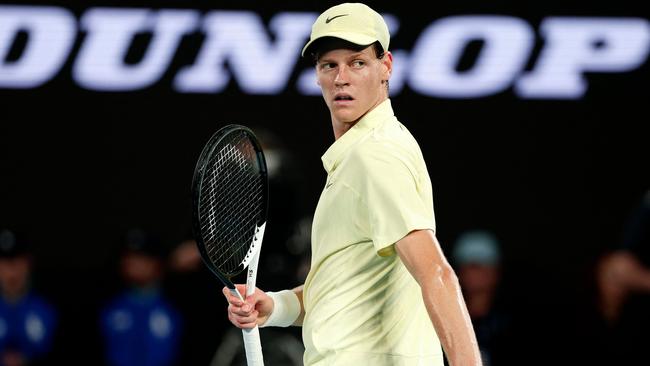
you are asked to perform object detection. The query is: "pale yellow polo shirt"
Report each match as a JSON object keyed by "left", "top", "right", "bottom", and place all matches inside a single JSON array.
[{"left": 302, "top": 99, "right": 443, "bottom": 365}]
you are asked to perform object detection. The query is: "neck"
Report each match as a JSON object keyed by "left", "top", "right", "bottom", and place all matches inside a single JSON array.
[
  {"left": 1, "top": 287, "right": 29, "bottom": 304},
  {"left": 332, "top": 119, "right": 358, "bottom": 140}
]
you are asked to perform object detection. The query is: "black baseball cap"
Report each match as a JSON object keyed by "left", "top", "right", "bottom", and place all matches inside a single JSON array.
[
  {"left": 0, "top": 229, "right": 29, "bottom": 258},
  {"left": 122, "top": 228, "right": 166, "bottom": 258}
]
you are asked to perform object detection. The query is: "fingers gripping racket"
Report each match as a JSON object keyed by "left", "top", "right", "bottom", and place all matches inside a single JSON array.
[{"left": 192, "top": 124, "right": 268, "bottom": 366}]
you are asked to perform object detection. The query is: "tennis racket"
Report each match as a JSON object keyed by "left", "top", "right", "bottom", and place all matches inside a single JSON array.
[{"left": 192, "top": 124, "right": 268, "bottom": 366}]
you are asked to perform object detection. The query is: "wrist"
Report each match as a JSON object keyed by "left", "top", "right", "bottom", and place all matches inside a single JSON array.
[{"left": 261, "top": 289, "right": 301, "bottom": 327}]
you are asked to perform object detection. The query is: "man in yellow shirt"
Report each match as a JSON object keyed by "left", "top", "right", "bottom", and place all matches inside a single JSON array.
[{"left": 223, "top": 3, "right": 481, "bottom": 365}]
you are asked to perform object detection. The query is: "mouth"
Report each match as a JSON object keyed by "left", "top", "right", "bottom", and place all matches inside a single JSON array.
[{"left": 334, "top": 93, "right": 354, "bottom": 103}]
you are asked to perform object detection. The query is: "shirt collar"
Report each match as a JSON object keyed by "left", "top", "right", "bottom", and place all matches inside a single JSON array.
[{"left": 321, "top": 99, "right": 394, "bottom": 174}]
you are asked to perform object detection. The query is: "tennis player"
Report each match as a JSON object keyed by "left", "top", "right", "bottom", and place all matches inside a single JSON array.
[{"left": 224, "top": 3, "right": 482, "bottom": 365}]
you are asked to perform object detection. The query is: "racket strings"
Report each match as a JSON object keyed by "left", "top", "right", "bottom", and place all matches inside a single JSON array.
[
  {"left": 203, "top": 149, "right": 257, "bottom": 270},
  {"left": 203, "top": 145, "right": 255, "bottom": 266},
  {"left": 198, "top": 132, "right": 264, "bottom": 276}
]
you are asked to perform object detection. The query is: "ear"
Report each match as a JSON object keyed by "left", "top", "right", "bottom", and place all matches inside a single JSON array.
[{"left": 381, "top": 51, "right": 393, "bottom": 81}]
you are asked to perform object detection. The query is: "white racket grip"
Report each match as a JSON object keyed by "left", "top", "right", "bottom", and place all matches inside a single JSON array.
[
  {"left": 235, "top": 223, "right": 265, "bottom": 365},
  {"left": 242, "top": 326, "right": 264, "bottom": 365},
  {"left": 227, "top": 287, "right": 265, "bottom": 366}
]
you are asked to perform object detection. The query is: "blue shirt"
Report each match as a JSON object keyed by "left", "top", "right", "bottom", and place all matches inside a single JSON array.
[
  {"left": 0, "top": 292, "right": 57, "bottom": 363},
  {"left": 100, "top": 288, "right": 182, "bottom": 366}
]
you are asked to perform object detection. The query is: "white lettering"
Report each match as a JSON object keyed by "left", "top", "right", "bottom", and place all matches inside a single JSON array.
[
  {"left": 175, "top": 11, "right": 313, "bottom": 94},
  {"left": 0, "top": 6, "right": 75, "bottom": 88},
  {"left": 516, "top": 17, "right": 650, "bottom": 99},
  {"left": 0, "top": 6, "right": 648, "bottom": 99},
  {"left": 74, "top": 8, "right": 198, "bottom": 91},
  {"left": 409, "top": 16, "right": 534, "bottom": 98}
]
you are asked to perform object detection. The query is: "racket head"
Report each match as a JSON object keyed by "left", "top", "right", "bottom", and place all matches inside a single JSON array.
[{"left": 191, "top": 124, "right": 269, "bottom": 286}]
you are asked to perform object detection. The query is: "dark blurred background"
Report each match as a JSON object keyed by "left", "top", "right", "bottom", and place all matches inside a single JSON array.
[{"left": 1, "top": 0, "right": 648, "bottom": 365}]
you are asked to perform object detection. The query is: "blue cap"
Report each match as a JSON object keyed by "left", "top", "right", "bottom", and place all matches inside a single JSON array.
[{"left": 452, "top": 230, "right": 501, "bottom": 266}]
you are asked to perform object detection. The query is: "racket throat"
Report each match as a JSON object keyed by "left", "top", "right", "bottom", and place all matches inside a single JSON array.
[
  {"left": 241, "top": 222, "right": 266, "bottom": 268},
  {"left": 245, "top": 223, "right": 264, "bottom": 297}
]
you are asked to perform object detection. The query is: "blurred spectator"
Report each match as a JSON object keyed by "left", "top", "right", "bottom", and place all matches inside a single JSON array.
[
  {"left": 285, "top": 215, "right": 313, "bottom": 284},
  {"left": 249, "top": 126, "right": 303, "bottom": 289},
  {"left": 167, "top": 233, "right": 225, "bottom": 366},
  {"left": 596, "top": 189, "right": 650, "bottom": 322},
  {"left": 582, "top": 189, "right": 650, "bottom": 364},
  {"left": 0, "top": 229, "right": 57, "bottom": 366},
  {"left": 452, "top": 230, "right": 514, "bottom": 366},
  {"left": 168, "top": 238, "right": 201, "bottom": 274},
  {"left": 100, "top": 229, "right": 182, "bottom": 366}
]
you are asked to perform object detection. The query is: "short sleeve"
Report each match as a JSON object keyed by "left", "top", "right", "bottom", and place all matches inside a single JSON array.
[{"left": 356, "top": 146, "right": 435, "bottom": 255}]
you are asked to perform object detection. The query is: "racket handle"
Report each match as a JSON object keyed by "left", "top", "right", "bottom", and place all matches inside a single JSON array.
[
  {"left": 228, "top": 288, "right": 264, "bottom": 365},
  {"left": 242, "top": 326, "right": 264, "bottom": 366}
]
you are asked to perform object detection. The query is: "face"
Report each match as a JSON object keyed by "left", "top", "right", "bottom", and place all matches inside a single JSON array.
[
  {"left": 120, "top": 252, "right": 162, "bottom": 287},
  {"left": 316, "top": 45, "right": 392, "bottom": 125},
  {"left": 0, "top": 256, "right": 31, "bottom": 299},
  {"left": 458, "top": 263, "right": 500, "bottom": 294}
]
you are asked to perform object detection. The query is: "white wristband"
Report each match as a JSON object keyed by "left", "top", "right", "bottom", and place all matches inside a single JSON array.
[{"left": 262, "top": 290, "right": 301, "bottom": 328}]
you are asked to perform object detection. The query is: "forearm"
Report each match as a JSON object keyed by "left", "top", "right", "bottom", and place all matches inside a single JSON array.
[
  {"left": 395, "top": 230, "right": 482, "bottom": 366},
  {"left": 620, "top": 253, "right": 650, "bottom": 291},
  {"left": 602, "top": 251, "right": 650, "bottom": 292},
  {"left": 421, "top": 264, "right": 482, "bottom": 365}
]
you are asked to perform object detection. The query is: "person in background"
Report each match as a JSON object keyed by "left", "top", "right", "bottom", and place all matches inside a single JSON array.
[
  {"left": 0, "top": 229, "right": 57, "bottom": 366},
  {"left": 167, "top": 232, "right": 225, "bottom": 366},
  {"left": 100, "top": 228, "right": 181, "bottom": 366},
  {"left": 452, "top": 230, "right": 514, "bottom": 366},
  {"left": 585, "top": 189, "right": 650, "bottom": 365},
  {"left": 596, "top": 189, "right": 650, "bottom": 323}
]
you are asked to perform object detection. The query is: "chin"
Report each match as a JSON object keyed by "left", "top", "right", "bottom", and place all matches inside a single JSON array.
[{"left": 335, "top": 110, "right": 361, "bottom": 124}]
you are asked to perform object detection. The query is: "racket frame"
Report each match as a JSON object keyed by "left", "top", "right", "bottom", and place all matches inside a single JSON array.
[{"left": 191, "top": 124, "right": 268, "bottom": 366}]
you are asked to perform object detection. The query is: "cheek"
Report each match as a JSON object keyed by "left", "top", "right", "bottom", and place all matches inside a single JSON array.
[
  {"left": 316, "top": 70, "right": 328, "bottom": 86},
  {"left": 373, "top": 70, "right": 385, "bottom": 85},
  {"left": 317, "top": 74, "right": 330, "bottom": 88}
]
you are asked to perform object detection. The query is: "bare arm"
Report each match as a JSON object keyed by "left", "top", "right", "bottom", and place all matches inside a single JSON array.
[
  {"left": 395, "top": 229, "right": 482, "bottom": 366},
  {"left": 223, "top": 284, "right": 305, "bottom": 328},
  {"left": 597, "top": 250, "right": 650, "bottom": 321},
  {"left": 599, "top": 250, "right": 650, "bottom": 291}
]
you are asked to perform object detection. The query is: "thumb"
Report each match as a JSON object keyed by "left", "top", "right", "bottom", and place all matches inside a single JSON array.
[
  {"left": 234, "top": 284, "right": 248, "bottom": 298},
  {"left": 242, "top": 302, "right": 252, "bottom": 313}
]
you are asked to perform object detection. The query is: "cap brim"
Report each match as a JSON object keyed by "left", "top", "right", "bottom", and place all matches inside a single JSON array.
[{"left": 301, "top": 32, "right": 377, "bottom": 57}]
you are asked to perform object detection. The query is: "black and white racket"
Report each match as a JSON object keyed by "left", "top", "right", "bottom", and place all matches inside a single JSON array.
[{"left": 192, "top": 124, "right": 268, "bottom": 366}]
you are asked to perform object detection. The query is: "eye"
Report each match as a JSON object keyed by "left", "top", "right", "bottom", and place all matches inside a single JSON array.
[
  {"left": 319, "top": 62, "right": 336, "bottom": 70},
  {"left": 352, "top": 60, "right": 365, "bottom": 68}
]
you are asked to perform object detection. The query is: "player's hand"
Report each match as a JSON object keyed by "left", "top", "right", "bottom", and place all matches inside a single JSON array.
[{"left": 223, "top": 284, "right": 273, "bottom": 329}]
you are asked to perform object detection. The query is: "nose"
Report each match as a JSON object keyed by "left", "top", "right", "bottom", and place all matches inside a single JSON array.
[{"left": 334, "top": 65, "right": 349, "bottom": 87}]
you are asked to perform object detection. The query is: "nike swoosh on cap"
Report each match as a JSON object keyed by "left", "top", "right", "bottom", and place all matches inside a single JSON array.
[{"left": 325, "top": 14, "right": 349, "bottom": 23}]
